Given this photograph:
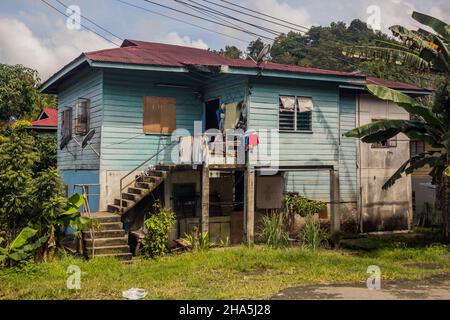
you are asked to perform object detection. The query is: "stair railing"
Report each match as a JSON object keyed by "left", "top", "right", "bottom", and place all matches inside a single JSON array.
[{"left": 119, "top": 137, "right": 178, "bottom": 212}]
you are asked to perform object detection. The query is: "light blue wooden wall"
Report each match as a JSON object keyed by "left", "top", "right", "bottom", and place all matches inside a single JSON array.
[
  {"left": 203, "top": 75, "right": 247, "bottom": 104},
  {"left": 247, "top": 77, "right": 358, "bottom": 202},
  {"left": 101, "top": 69, "right": 204, "bottom": 171},
  {"left": 248, "top": 77, "right": 340, "bottom": 167},
  {"left": 339, "top": 90, "right": 358, "bottom": 203},
  {"left": 57, "top": 68, "right": 103, "bottom": 170}
]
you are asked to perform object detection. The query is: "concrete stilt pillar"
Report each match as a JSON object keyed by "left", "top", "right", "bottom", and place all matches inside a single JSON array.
[{"left": 201, "top": 166, "right": 210, "bottom": 234}]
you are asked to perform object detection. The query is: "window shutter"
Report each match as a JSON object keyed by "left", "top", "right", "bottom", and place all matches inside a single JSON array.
[{"left": 143, "top": 96, "right": 176, "bottom": 134}]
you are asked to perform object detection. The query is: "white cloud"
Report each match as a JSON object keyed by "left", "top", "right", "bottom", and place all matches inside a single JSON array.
[
  {"left": 0, "top": 17, "right": 115, "bottom": 82},
  {"left": 159, "top": 31, "right": 209, "bottom": 50}
]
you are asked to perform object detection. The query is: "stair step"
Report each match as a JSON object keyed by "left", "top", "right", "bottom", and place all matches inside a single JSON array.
[
  {"left": 91, "top": 212, "right": 121, "bottom": 223},
  {"left": 97, "top": 222, "right": 123, "bottom": 231},
  {"left": 140, "top": 176, "right": 159, "bottom": 183},
  {"left": 84, "top": 236, "right": 128, "bottom": 247},
  {"left": 121, "top": 192, "right": 141, "bottom": 201},
  {"left": 152, "top": 170, "right": 168, "bottom": 177},
  {"left": 83, "top": 229, "right": 126, "bottom": 239},
  {"left": 135, "top": 182, "right": 153, "bottom": 189},
  {"left": 107, "top": 204, "right": 122, "bottom": 214},
  {"left": 114, "top": 198, "right": 135, "bottom": 208},
  {"left": 87, "top": 252, "right": 132, "bottom": 261},
  {"left": 128, "top": 187, "right": 149, "bottom": 195},
  {"left": 155, "top": 165, "right": 174, "bottom": 171},
  {"left": 85, "top": 245, "right": 130, "bottom": 255}
]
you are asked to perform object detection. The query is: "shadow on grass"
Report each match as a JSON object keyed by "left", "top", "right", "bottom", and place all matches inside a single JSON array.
[{"left": 340, "top": 228, "right": 445, "bottom": 252}]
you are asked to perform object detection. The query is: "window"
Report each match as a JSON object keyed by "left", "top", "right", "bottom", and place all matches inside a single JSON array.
[
  {"left": 61, "top": 107, "right": 72, "bottom": 140},
  {"left": 410, "top": 140, "right": 425, "bottom": 157},
  {"left": 279, "top": 96, "right": 313, "bottom": 132},
  {"left": 143, "top": 96, "right": 176, "bottom": 134},
  {"left": 370, "top": 119, "right": 397, "bottom": 148},
  {"left": 75, "top": 99, "right": 90, "bottom": 135}
]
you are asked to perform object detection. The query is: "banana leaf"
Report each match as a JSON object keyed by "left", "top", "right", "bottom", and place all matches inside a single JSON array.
[
  {"left": 445, "top": 166, "right": 450, "bottom": 176},
  {"left": 365, "top": 85, "right": 442, "bottom": 128},
  {"left": 345, "top": 119, "right": 427, "bottom": 141},
  {"left": 412, "top": 11, "right": 450, "bottom": 42},
  {"left": 62, "top": 193, "right": 85, "bottom": 215},
  {"left": 9, "top": 227, "right": 37, "bottom": 250},
  {"left": 383, "top": 153, "right": 441, "bottom": 189},
  {"left": 344, "top": 45, "right": 431, "bottom": 70}
]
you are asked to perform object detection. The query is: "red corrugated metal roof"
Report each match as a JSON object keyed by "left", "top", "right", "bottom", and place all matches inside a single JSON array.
[
  {"left": 32, "top": 108, "right": 57, "bottom": 127},
  {"left": 84, "top": 40, "right": 430, "bottom": 92},
  {"left": 84, "top": 40, "right": 360, "bottom": 78}
]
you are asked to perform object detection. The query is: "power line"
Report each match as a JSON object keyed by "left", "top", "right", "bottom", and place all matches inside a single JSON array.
[
  {"left": 141, "top": 0, "right": 275, "bottom": 41},
  {"left": 54, "top": 0, "right": 123, "bottom": 42},
  {"left": 218, "top": 0, "right": 310, "bottom": 31},
  {"left": 194, "top": 0, "right": 307, "bottom": 33},
  {"left": 115, "top": 0, "right": 250, "bottom": 44},
  {"left": 39, "top": 0, "right": 121, "bottom": 46},
  {"left": 175, "top": 0, "right": 282, "bottom": 37},
  {"left": 174, "top": 0, "right": 273, "bottom": 40}
]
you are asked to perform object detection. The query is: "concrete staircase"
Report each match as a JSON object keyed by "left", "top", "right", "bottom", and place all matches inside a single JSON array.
[
  {"left": 83, "top": 212, "right": 132, "bottom": 261},
  {"left": 106, "top": 164, "right": 172, "bottom": 215}
]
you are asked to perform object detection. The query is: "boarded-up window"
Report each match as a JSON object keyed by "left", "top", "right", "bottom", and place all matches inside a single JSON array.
[
  {"left": 75, "top": 99, "right": 90, "bottom": 135},
  {"left": 61, "top": 108, "right": 72, "bottom": 139},
  {"left": 143, "top": 96, "right": 176, "bottom": 134},
  {"left": 279, "top": 96, "right": 313, "bottom": 132}
]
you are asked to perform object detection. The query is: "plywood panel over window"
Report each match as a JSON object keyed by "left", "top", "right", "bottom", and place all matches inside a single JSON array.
[{"left": 143, "top": 96, "right": 176, "bottom": 134}]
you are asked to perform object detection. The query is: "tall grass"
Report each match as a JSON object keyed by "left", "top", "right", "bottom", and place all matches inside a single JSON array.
[
  {"left": 299, "top": 214, "right": 328, "bottom": 250},
  {"left": 260, "top": 211, "right": 289, "bottom": 249}
]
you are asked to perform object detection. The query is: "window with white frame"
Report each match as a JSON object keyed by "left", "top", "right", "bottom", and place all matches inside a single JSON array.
[{"left": 279, "top": 96, "right": 313, "bottom": 131}]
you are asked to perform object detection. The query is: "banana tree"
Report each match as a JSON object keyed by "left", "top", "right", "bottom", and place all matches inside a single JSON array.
[
  {"left": 344, "top": 12, "right": 450, "bottom": 74},
  {"left": 0, "top": 227, "right": 47, "bottom": 267},
  {"left": 343, "top": 11, "right": 450, "bottom": 240}
]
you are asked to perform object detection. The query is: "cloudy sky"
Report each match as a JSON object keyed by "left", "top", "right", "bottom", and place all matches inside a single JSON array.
[{"left": 0, "top": 0, "right": 448, "bottom": 81}]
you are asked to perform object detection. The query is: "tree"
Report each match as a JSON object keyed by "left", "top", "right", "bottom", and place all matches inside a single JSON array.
[
  {"left": 0, "top": 64, "right": 41, "bottom": 122},
  {"left": 344, "top": 12, "right": 450, "bottom": 240},
  {"left": 247, "top": 38, "right": 266, "bottom": 61},
  {"left": 219, "top": 45, "right": 242, "bottom": 59}
]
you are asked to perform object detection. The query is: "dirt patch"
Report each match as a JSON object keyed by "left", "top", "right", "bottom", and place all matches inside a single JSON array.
[{"left": 272, "top": 274, "right": 450, "bottom": 300}]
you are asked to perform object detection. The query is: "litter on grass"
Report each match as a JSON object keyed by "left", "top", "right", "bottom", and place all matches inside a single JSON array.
[{"left": 122, "top": 288, "right": 148, "bottom": 300}]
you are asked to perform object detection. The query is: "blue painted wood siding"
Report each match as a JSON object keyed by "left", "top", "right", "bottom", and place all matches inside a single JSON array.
[
  {"left": 247, "top": 78, "right": 358, "bottom": 202},
  {"left": 57, "top": 68, "right": 103, "bottom": 170},
  {"left": 203, "top": 75, "right": 247, "bottom": 104},
  {"left": 100, "top": 69, "right": 203, "bottom": 171},
  {"left": 248, "top": 78, "right": 340, "bottom": 167},
  {"left": 339, "top": 91, "right": 358, "bottom": 202}
]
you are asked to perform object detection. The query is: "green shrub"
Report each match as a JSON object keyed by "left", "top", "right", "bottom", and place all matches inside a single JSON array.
[
  {"left": 284, "top": 194, "right": 327, "bottom": 217},
  {"left": 180, "top": 228, "right": 215, "bottom": 251},
  {"left": 142, "top": 202, "right": 175, "bottom": 259},
  {"left": 299, "top": 214, "right": 328, "bottom": 250},
  {"left": 260, "top": 211, "right": 289, "bottom": 249}
]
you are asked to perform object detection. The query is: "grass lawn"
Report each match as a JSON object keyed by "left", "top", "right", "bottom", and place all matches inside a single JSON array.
[{"left": 1, "top": 230, "right": 449, "bottom": 300}]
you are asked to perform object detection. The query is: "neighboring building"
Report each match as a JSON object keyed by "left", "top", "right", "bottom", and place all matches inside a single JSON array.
[
  {"left": 40, "top": 40, "right": 432, "bottom": 247},
  {"left": 30, "top": 107, "right": 57, "bottom": 134},
  {"left": 410, "top": 141, "right": 441, "bottom": 226}
]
